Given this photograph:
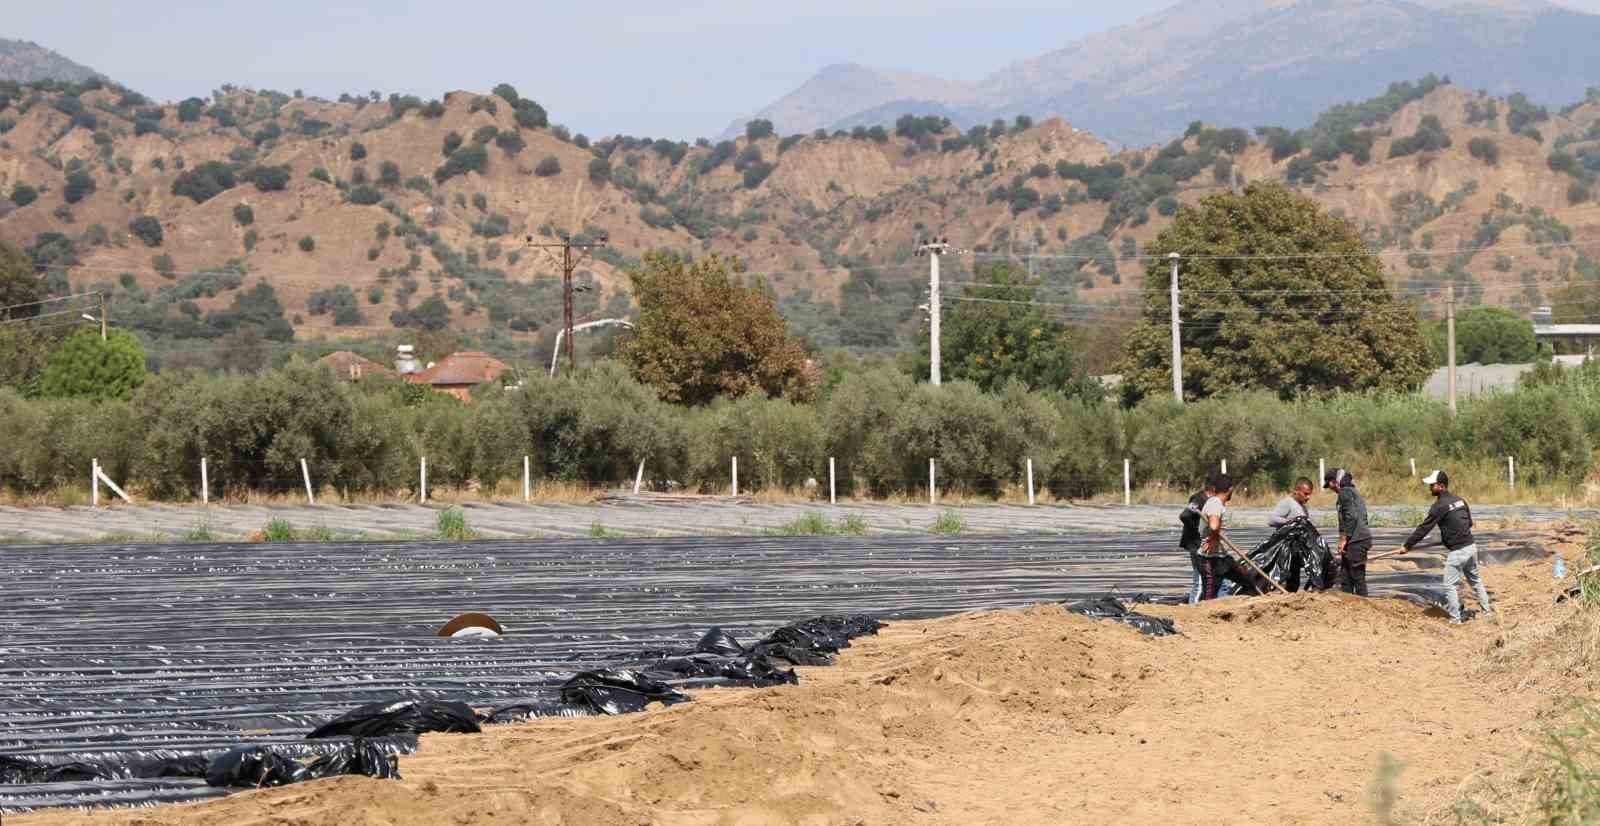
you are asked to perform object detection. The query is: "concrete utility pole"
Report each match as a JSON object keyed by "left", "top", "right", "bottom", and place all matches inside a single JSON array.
[
  {"left": 1446, "top": 281, "right": 1458, "bottom": 416},
  {"left": 1169, "top": 252, "right": 1184, "bottom": 404},
  {"left": 527, "top": 234, "right": 606, "bottom": 373},
  {"left": 916, "top": 238, "right": 954, "bottom": 386},
  {"left": 99, "top": 293, "right": 107, "bottom": 342}
]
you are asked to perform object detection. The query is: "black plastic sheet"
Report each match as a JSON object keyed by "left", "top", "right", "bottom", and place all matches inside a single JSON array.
[
  {"left": 643, "top": 653, "right": 799, "bottom": 688},
  {"left": 560, "top": 669, "right": 691, "bottom": 715},
  {"left": 307, "top": 700, "right": 482, "bottom": 739},
  {"left": 204, "top": 746, "right": 308, "bottom": 788},
  {"left": 1063, "top": 596, "right": 1178, "bottom": 636},
  {"left": 306, "top": 739, "right": 401, "bottom": 780},
  {"left": 1221, "top": 518, "right": 1334, "bottom": 596},
  {"left": 694, "top": 627, "right": 747, "bottom": 657}
]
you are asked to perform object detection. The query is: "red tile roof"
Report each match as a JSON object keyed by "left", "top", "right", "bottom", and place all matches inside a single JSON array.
[
  {"left": 409, "top": 351, "right": 511, "bottom": 387},
  {"left": 317, "top": 350, "right": 396, "bottom": 381}
]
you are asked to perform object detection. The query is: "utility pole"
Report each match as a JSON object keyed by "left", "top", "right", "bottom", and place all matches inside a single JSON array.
[
  {"left": 916, "top": 238, "right": 953, "bottom": 386},
  {"left": 527, "top": 234, "right": 606, "bottom": 373},
  {"left": 1446, "top": 281, "right": 1458, "bottom": 416},
  {"left": 1169, "top": 252, "right": 1184, "bottom": 404},
  {"left": 98, "top": 292, "right": 107, "bottom": 342}
]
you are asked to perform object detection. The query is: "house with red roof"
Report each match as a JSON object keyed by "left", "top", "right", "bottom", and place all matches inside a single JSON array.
[{"left": 406, "top": 351, "right": 511, "bottom": 401}]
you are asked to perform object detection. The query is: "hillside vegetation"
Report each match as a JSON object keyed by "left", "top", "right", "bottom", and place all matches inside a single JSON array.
[{"left": 2, "top": 74, "right": 1600, "bottom": 371}]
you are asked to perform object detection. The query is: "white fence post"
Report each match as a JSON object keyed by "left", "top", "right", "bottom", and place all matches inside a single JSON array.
[
  {"left": 828, "top": 457, "right": 836, "bottom": 505},
  {"left": 1123, "top": 458, "right": 1131, "bottom": 506},
  {"left": 92, "top": 458, "right": 100, "bottom": 507},
  {"left": 1026, "top": 458, "right": 1035, "bottom": 506},
  {"left": 1319, "top": 458, "right": 1325, "bottom": 487},
  {"left": 201, "top": 457, "right": 209, "bottom": 505},
  {"left": 1509, "top": 456, "right": 1516, "bottom": 493},
  {"left": 929, "top": 458, "right": 936, "bottom": 504},
  {"left": 731, "top": 456, "right": 739, "bottom": 497},
  {"left": 300, "top": 458, "right": 315, "bottom": 505},
  {"left": 1221, "top": 459, "right": 1228, "bottom": 475},
  {"left": 420, "top": 456, "right": 428, "bottom": 504},
  {"left": 633, "top": 460, "right": 645, "bottom": 495},
  {"left": 94, "top": 464, "right": 132, "bottom": 503},
  {"left": 523, "top": 456, "right": 530, "bottom": 502},
  {"left": 1410, "top": 458, "right": 1416, "bottom": 478}
]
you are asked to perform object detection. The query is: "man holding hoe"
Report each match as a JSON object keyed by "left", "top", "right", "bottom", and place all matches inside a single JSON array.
[{"left": 1399, "top": 470, "right": 1493, "bottom": 625}]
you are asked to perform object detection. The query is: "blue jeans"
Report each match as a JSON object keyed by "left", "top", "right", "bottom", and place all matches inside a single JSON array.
[
  {"left": 1444, "top": 544, "right": 1492, "bottom": 621},
  {"left": 1187, "top": 550, "right": 1204, "bottom": 604}
]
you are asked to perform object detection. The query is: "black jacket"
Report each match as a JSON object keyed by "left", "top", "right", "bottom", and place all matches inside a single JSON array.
[
  {"left": 1336, "top": 485, "right": 1372, "bottom": 546},
  {"left": 1178, "top": 490, "right": 1208, "bottom": 552},
  {"left": 1404, "top": 491, "right": 1474, "bottom": 551}
]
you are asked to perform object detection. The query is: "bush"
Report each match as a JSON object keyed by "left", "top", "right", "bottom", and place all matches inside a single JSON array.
[
  {"left": 494, "top": 130, "right": 525, "bottom": 155},
  {"left": 434, "top": 144, "right": 489, "bottom": 183},
  {"left": 10, "top": 183, "right": 38, "bottom": 207},
  {"left": 746, "top": 119, "right": 775, "bottom": 140},
  {"left": 1156, "top": 196, "right": 1180, "bottom": 216},
  {"left": 171, "top": 161, "right": 235, "bottom": 203},
  {"left": 298, "top": 235, "right": 315, "bottom": 253},
  {"left": 243, "top": 164, "right": 290, "bottom": 192},
  {"left": 233, "top": 203, "right": 254, "bottom": 226},
  {"left": 512, "top": 99, "right": 547, "bottom": 130},
  {"left": 471, "top": 125, "right": 498, "bottom": 145},
  {"left": 683, "top": 395, "right": 820, "bottom": 492},
  {"left": 128, "top": 215, "right": 163, "bottom": 247},
  {"left": 1572, "top": 182, "right": 1594, "bottom": 205},
  {"left": 152, "top": 253, "right": 176, "bottom": 278},
  {"left": 243, "top": 229, "right": 258, "bottom": 251},
  {"left": 588, "top": 157, "right": 611, "bottom": 184},
  {"left": 742, "top": 161, "right": 774, "bottom": 189},
  {"left": 349, "top": 184, "right": 382, "bottom": 205},
  {"left": 350, "top": 142, "right": 367, "bottom": 160},
  {"left": 442, "top": 131, "right": 463, "bottom": 157},
  {"left": 534, "top": 155, "right": 561, "bottom": 177},
  {"left": 63, "top": 170, "right": 96, "bottom": 204},
  {"left": 1467, "top": 137, "right": 1500, "bottom": 166},
  {"left": 379, "top": 161, "right": 402, "bottom": 188},
  {"left": 1452, "top": 386, "right": 1590, "bottom": 482}
]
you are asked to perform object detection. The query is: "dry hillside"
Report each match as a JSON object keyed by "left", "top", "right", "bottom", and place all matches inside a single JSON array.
[{"left": 1, "top": 76, "right": 1599, "bottom": 365}]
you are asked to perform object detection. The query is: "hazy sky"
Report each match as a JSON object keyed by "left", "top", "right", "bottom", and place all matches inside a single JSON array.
[{"left": 11, "top": 1, "right": 1600, "bottom": 139}]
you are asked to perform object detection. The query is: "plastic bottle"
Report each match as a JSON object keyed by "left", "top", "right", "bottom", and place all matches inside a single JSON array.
[{"left": 1554, "top": 556, "right": 1568, "bottom": 579}]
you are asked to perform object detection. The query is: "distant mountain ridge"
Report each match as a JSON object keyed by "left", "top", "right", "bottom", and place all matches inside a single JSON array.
[
  {"left": 0, "top": 39, "right": 102, "bottom": 85},
  {"left": 734, "top": 0, "right": 1600, "bottom": 145}
]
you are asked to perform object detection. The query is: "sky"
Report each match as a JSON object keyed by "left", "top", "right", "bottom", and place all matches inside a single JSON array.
[{"left": 10, "top": 0, "right": 1600, "bottom": 140}]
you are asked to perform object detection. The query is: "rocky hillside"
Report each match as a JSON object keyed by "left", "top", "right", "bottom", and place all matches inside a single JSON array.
[
  {"left": 0, "top": 39, "right": 100, "bottom": 85},
  {"left": 1, "top": 74, "right": 1599, "bottom": 371},
  {"left": 738, "top": 0, "right": 1600, "bottom": 146}
]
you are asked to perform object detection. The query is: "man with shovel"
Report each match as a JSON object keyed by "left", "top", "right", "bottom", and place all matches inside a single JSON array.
[{"left": 1400, "top": 470, "right": 1493, "bottom": 625}]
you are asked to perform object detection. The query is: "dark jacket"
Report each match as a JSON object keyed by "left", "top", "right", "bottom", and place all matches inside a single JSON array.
[
  {"left": 1336, "top": 484, "right": 1372, "bottom": 547},
  {"left": 1404, "top": 491, "right": 1475, "bottom": 551},
  {"left": 1178, "top": 490, "right": 1208, "bottom": 552}
]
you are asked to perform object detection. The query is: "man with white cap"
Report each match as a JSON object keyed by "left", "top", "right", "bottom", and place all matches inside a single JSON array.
[{"left": 1402, "top": 470, "right": 1492, "bottom": 624}]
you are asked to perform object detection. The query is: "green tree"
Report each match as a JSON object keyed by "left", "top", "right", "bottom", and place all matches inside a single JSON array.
[
  {"left": 1119, "top": 183, "right": 1430, "bottom": 401},
  {"left": 1425, "top": 306, "right": 1539, "bottom": 365},
  {"left": 622, "top": 253, "right": 815, "bottom": 405},
  {"left": 128, "top": 215, "right": 162, "bottom": 247},
  {"left": 171, "top": 161, "right": 236, "bottom": 203},
  {"left": 745, "top": 119, "right": 774, "bottom": 140},
  {"left": 63, "top": 170, "right": 95, "bottom": 204},
  {"left": 9, "top": 182, "right": 38, "bottom": 207},
  {"left": 535, "top": 155, "right": 561, "bottom": 177},
  {"left": 37, "top": 326, "right": 147, "bottom": 401},
  {"left": 922, "top": 263, "right": 1100, "bottom": 397},
  {"left": 0, "top": 240, "right": 43, "bottom": 319}
]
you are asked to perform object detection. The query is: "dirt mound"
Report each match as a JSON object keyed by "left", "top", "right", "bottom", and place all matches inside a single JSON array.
[{"left": 18, "top": 551, "right": 1583, "bottom": 826}]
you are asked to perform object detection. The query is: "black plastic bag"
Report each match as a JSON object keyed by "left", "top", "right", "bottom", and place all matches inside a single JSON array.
[
  {"left": 482, "top": 702, "right": 602, "bottom": 724},
  {"left": 204, "top": 746, "right": 308, "bottom": 788},
  {"left": 756, "top": 614, "right": 881, "bottom": 658},
  {"left": 307, "top": 699, "right": 482, "bottom": 739},
  {"left": 305, "top": 739, "right": 400, "bottom": 780},
  {"left": 1221, "top": 518, "right": 1333, "bottom": 596},
  {"left": 694, "top": 626, "right": 747, "bottom": 657},
  {"left": 560, "top": 669, "right": 691, "bottom": 715},
  {"left": 1064, "top": 596, "right": 1178, "bottom": 636},
  {"left": 644, "top": 653, "right": 799, "bottom": 687}
]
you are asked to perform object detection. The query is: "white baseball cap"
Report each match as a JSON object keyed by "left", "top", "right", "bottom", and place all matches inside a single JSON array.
[{"left": 1422, "top": 469, "right": 1448, "bottom": 486}]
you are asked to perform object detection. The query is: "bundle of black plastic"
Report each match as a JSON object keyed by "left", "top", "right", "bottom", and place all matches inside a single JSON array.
[
  {"left": 1063, "top": 596, "right": 1178, "bottom": 636},
  {"left": 203, "top": 746, "right": 308, "bottom": 788},
  {"left": 751, "top": 614, "right": 882, "bottom": 666},
  {"left": 305, "top": 739, "right": 401, "bottom": 780},
  {"left": 1221, "top": 518, "right": 1334, "bottom": 596},
  {"left": 485, "top": 668, "right": 691, "bottom": 722},
  {"left": 307, "top": 699, "right": 482, "bottom": 739},
  {"left": 0, "top": 754, "right": 109, "bottom": 784},
  {"left": 634, "top": 626, "right": 799, "bottom": 688}
]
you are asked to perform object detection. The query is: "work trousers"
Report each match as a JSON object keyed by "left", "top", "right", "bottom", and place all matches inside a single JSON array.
[
  {"left": 1198, "top": 554, "right": 1249, "bottom": 601},
  {"left": 1444, "top": 544, "right": 1493, "bottom": 622},
  {"left": 1186, "top": 549, "right": 1205, "bottom": 604},
  {"left": 1336, "top": 540, "right": 1370, "bottom": 597}
]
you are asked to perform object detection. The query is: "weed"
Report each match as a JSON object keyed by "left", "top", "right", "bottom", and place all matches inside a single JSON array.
[
  {"left": 841, "top": 513, "right": 868, "bottom": 535},
  {"left": 1533, "top": 702, "right": 1600, "bottom": 823},
  {"left": 183, "top": 519, "right": 216, "bottom": 542},
  {"left": 300, "top": 523, "right": 336, "bottom": 541},
  {"left": 775, "top": 512, "right": 869, "bottom": 536},
  {"left": 587, "top": 521, "right": 622, "bottom": 539},
  {"left": 1367, "top": 752, "right": 1403, "bottom": 824},
  {"left": 436, "top": 507, "right": 477, "bottom": 540},
  {"left": 261, "top": 518, "right": 295, "bottom": 542},
  {"left": 930, "top": 510, "right": 965, "bottom": 535},
  {"left": 1582, "top": 527, "right": 1600, "bottom": 609}
]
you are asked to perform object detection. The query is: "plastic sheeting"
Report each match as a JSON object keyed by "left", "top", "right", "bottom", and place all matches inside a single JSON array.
[
  {"left": 307, "top": 700, "right": 482, "bottom": 739},
  {"left": 1063, "top": 596, "right": 1178, "bottom": 636},
  {"left": 1221, "top": 519, "right": 1334, "bottom": 596}
]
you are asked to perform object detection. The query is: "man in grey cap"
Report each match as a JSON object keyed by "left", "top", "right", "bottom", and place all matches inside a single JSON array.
[
  {"left": 1402, "top": 470, "right": 1492, "bottom": 624},
  {"left": 1324, "top": 468, "right": 1371, "bottom": 596}
]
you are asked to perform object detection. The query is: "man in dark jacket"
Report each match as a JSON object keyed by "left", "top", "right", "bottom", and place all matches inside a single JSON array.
[
  {"left": 1324, "top": 468, "right": 1372, "bottom": 596},
  {"left": 1178, "top": 481, "right": 1215, "bottom": 604},
  {"left": 1402, "top": 470, "right": 1492, "bottom": 624}
]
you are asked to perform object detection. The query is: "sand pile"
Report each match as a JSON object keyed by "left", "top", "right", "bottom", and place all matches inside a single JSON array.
[{"left": 19, "top": 547, "right": 1585, "bottom": 826}]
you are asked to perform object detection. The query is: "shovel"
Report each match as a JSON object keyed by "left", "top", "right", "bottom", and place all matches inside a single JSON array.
[{"left": 1218, "top": 535, "right": 1290, "bottom": 595}]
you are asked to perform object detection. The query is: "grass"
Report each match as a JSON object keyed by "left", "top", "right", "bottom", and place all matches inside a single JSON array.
[
  {"left": 182, "top": 518, "right": 216, "bottom": 542},
  {"left": 772, "top": 512, "right": 869, "bottom": 536},
  {"left": 930, "top": 510, "right": 965, "bottom": 535},
  {"left": 587, "top": 520, "right": 623, "bottom": 539},
  {"left": 261, "top": 518, "right": 295, "bottom": 542},
  {"left": 435, "top": 507, "right": 478, "bottom": 540},
  {"left": 1581, "top": 527, "right": 1600, "bottom": 610},
  {"left": 1367, "top": 752, "right": 1403, "bottom": 824}
]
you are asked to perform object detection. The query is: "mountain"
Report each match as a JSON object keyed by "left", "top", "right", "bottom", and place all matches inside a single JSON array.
[
  {"left": 736, "top": 0, "right": 1600, "bottom": 146},
  {"left": 0, "top": 39, "right": 102, "bottom": 85},
  {"left": 1, "top": 74, "right": 1598, "bottom": 375},
  {"left": 718, "top": 64, "right": 976, "bottom": 139}
]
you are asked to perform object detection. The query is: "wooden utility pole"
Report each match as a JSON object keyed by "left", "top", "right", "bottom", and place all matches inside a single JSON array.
[
  {"left": 526, "top": 235, "right": 606, "bottom": 372},
  {"left": 1446, "top": 281, "right": 1458, "bottom": 416},
  {"left": 99, "top": 292, "right": 108, "bottom": 342}
]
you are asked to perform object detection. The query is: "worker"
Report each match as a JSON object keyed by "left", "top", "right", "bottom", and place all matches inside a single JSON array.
[
  {"left": 1401, "top": 470, "right": 1492, "bottom": 625},
  {"left": 1267, "top": 477, "right": 1314, "bottom": 528},
  {"left": 1178, "top": 479, "right": 1216, "bottom": 604},
  {"left": 1197, "top": 473, "right": 1239, "bottom": 601},
  {"left": 1324, "top": 468, "right": 1372, "bottom": 596}
]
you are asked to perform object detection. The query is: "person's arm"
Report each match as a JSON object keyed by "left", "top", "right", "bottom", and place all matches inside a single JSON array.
[
  {"left": 1205, "top": 511, "right": 1223, "bottom": 553},
  {"left": 1267, "top": 499, "right": 1293, "bottom": 528},
  {"left": 1402, "top": 499, "right": 1445, "bottom": 550},
  {"left": 1336, "top": 490, "right": 1353, "bottom": 555}
]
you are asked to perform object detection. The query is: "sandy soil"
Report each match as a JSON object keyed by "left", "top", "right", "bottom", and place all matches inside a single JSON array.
[{"left": 19, "top": 540, "right": 1590, "bottom": 826}]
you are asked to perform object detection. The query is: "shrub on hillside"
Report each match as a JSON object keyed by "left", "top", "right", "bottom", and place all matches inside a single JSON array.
[
  {"left": 128, "top": 216, "right": 162, "bottom": 247},
  {"left": 232, "top": 203, "right": 254, "bottom": 226},
  {"left": 242, "top": 164, "right": 290, "bottom": 192},
  {"left": 171, "top": 162, "right": 236, "bottom": 204},
  {"left": 349, "top": 184, "right": 382, "bottom": 205},
  {"left": 298, "top": 235, "right": 315, "bottom": 253},
  {"left": 379, "top": 160, "right": 402, "bottom": 188},
  {"left": 349, "top": 142, "right": 367, "bottom": 160},
  {"left": 9, "top": 183, "right": 38, "bottom": 207},
  {"left": 442, "top": 131, "right": 463, "bottom": 157},
  {"left": 534, "top": 156, "right": 561, "bottom": 177},
  {"left": 63, "top": 170, "right": 95, "bottom": 204},
  {"left": 494, "top": 130, "right": 525, "bottom": 155},
  {"left": 1467, "top": 137, "right": 1500, "bottom": 166},
  {"left": 434, "top": 144, "right": 489, "bottom": 183}
]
